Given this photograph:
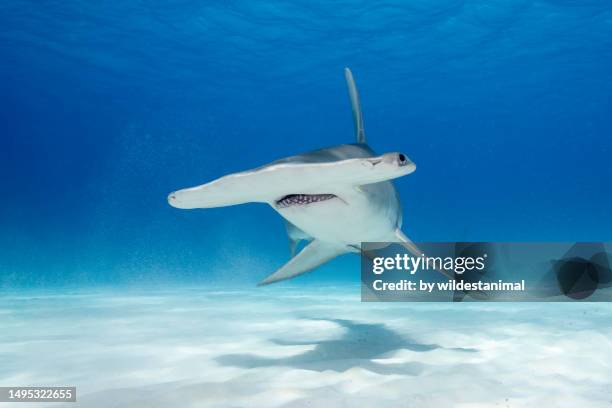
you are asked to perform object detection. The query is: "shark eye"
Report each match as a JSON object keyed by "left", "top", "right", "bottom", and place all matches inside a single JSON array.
[{"left": 398, "top": 153, "right": 407, "bottom": 163}]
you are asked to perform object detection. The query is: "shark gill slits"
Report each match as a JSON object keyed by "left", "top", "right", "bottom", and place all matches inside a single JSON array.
[{"left": 276, "top": 194, "right": 337, "bottom": 208}]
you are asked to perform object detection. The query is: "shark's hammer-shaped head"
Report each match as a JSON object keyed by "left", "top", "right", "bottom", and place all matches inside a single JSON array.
[{"left": 167, "top": 151, "right": 415, "bottom": 210}]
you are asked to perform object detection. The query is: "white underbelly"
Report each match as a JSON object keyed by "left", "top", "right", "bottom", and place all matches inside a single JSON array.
[{"left": 274, "top": 186, "right": 401, "bottom": 246}]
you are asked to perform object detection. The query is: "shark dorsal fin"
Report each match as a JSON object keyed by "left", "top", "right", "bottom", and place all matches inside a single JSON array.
[{"left": 344, "top": 67, "right": 366, "bottom": 144}]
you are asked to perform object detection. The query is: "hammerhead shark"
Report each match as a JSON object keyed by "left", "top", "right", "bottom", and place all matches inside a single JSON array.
[{"left": 168, "top": 68, "right": 424, "bottom": 285}]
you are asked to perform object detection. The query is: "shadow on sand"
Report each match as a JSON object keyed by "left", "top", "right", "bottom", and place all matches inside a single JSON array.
[{"left": 216, "top": 318, "right": 476, "bottom": 375}]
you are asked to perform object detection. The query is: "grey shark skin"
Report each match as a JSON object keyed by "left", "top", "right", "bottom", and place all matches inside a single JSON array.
[{"left": 168, "top": 68, "right": 423, "bottom": 285}]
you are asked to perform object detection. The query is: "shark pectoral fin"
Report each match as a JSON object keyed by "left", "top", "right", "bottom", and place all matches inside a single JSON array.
[{"left": 258, "top": 240, "right": 347, "bottom": 286}]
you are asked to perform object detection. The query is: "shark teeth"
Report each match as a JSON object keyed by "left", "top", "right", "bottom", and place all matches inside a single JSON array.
[{"left": 276, "top": 194, "right": 337, "bottom": 208}]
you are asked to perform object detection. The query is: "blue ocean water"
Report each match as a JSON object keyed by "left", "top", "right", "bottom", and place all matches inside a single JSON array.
[
  {"left": 2, "top": 4, "right": 612, "bottom": 406},
  {"left": 1, "top": 1, "right": 612, "bottom": 288}
]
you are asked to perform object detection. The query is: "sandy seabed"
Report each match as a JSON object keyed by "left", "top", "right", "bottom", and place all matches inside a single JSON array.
[{"left": 1, "top": 285, "right": 611, "bottom": 407}]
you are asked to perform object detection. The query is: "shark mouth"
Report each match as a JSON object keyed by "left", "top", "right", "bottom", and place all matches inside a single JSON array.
[{"left": 276, "top": 194, "right": 337, "bottom": 208}]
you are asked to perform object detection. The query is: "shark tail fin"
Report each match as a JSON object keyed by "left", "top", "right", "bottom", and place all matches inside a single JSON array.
[
  {"left": 344, "top": 67, "right": 366, "bottom": 144},
  {"left": 258, "top": 240, "right": 347, "bottom": 286}
]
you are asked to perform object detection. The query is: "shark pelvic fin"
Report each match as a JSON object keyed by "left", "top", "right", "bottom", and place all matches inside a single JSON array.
[
  {"left": 285, "top": 221, "right": 311, "bottom": 257},
  {"left": 394, "top": 229, "right": 489, "bottom": 300},
  {"left": 344, "top": 67, "right": 366, "bottom": 144},
  {"left": 395, "top": 229, "right": 453, "bottom": 280},
  {"left": 258, "top": 240, "right": 347, "bottom": 286}
]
